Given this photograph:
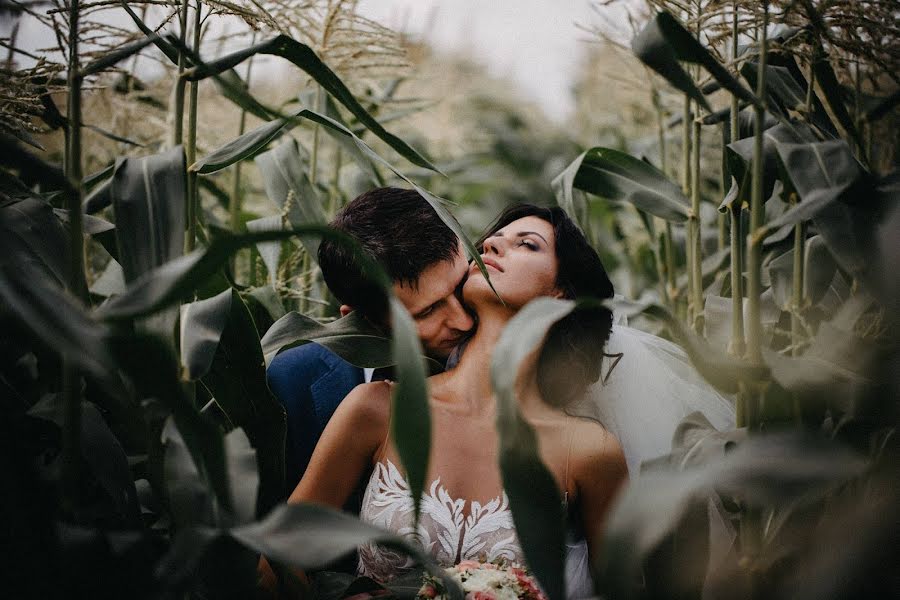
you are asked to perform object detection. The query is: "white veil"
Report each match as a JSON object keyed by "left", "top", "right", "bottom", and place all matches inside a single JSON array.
[
  {"left": 563, "top": 321, "right": 737, "bottom": 599},
  {"left": 567, "top": 323, "right": 737, "bottom": 474}
]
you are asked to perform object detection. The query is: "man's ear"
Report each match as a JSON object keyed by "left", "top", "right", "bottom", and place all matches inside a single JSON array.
[{"left": 339, "top": 304, "right": 354, "bottom": 317}]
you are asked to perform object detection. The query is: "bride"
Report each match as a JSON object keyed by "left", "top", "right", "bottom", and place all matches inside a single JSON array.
[{"left": 288, "top": 204, "right": 628, "bottom": 596}]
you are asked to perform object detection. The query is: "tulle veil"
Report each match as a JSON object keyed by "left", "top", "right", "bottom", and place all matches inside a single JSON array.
[
  {"left": 567, "top": 321, "right": 736, "bottom": 473},
  {"left": 562, "top": 312, "right": 736, "bottom": 599}
]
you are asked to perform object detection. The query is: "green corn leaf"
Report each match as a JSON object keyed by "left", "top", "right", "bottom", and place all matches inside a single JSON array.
[
  {"left": 94, "top": 227, "right": 353, "bottom": 321},
  {"left": 254, "top": 137, "right": 326, "bottom": 257},
  {"left": 3, "top": 196, "right": 71, "bottom": 287},
  {"left": 79, "top": 35, "right": 160, "bottom": 78},
  {"left": 183, "top": 35, "right": 440, "bottom": 174},
  {"left": 811, "top": 53, "right": 866, "bottom": 158},
  {"left": 553, "top": 147, "right": 691, "bottom": 223},
  {"left": 112, "top": 333, "right": 234, "bottom": 519},
  {"left": 389, "top": 297, "right": 431, "bottom": 525},
  {"left": 633, "top": 11, "right": 764, "bottom": 113},
  {"left": 54, "top": 209, "right": 118, "bottom": 261},
  {"left": 191, "top": 116, "right": 295, "bottom": 174},
  {"left": 726, "top": 122, "right": 817, "bottom": 210},
  {"left": 83, "top": 162, "right": 114, "bottom": 193},
  {"left": 245, "top": 216, "right": 284, "bottom": 283},
  {"left": 180, "top": 288, "right": 232, "bottom": 381},
  {"left": 632, "top": 13, "right": 710, "bottom": 111},
  {"left": 598, "top": 432, "right": 866, "bottom": 599},
  {"left": 261, "top": 310, "right": 392, "bottom": 368},
  {"left": 198, "top": 289, "right": 286, "bottom": 517},
  {"left": 622, "top": 300, "right": 768, "bottom": 393},
  {"left": 492, "top": 297, "right": 574, "bottom": 600},
  {"left": 230, "top": 503, "right": 462, "bottom": 600},
  {"left": 756, "top": 139, "right": 862, "bottom": 239},
  {"left": 109, "top": 146, "right": 186, "bottom": 283},
  {"left": 314, "top": 94, "right": 384, "bottom": 186}
]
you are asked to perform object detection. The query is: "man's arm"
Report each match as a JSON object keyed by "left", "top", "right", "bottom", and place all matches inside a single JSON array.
[{"left": 266, "top": 343, "right": 364, "bottom": 495}]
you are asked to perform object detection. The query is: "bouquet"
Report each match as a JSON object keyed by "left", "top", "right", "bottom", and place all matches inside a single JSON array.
[{"left": 418, "top": 559, "right": 548, "bottom": 600}]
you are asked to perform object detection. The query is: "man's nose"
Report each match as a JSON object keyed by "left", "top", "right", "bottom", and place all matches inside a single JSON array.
[{"left": 445, "top": 294, "right": 474, "bottom": 332}]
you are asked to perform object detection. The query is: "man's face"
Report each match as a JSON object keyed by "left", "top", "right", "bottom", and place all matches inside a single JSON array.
[{"left": 392, "top": 241, "right": 475, "bottom": 360}]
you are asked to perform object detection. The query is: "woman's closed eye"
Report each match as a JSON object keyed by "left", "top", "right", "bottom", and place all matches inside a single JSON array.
[{"left": 517, "top": 239, "right": 539, "bottom": 251}]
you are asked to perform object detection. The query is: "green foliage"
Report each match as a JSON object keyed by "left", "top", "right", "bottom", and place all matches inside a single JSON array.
[{"left": 2, "top": 1, "right": 898, "bottom": 599}]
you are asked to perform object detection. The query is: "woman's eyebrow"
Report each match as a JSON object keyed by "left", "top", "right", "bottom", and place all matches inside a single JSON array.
[
  {"left": 516, "top": 230, "right": 549, "bottom": 244},
  {"left": 489, "top": 229, "right": 549, "bottom": 244}
]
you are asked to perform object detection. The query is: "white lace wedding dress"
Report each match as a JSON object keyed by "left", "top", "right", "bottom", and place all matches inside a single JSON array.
[
  {"left": 356, "top": 323, "right": 735, "bottom": 597},
  {"left": 357, "top": 459, "right": 594, "bottom": 599}
]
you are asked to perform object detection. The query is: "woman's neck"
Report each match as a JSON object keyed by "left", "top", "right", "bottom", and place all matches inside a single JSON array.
[{"left": 438, "top": 303, "right": 548, "bottom": 417}]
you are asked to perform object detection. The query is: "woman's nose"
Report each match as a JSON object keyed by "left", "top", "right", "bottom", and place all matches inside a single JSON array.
[{"left": 483, "top": 236, "right": 503, "bottom": 255}]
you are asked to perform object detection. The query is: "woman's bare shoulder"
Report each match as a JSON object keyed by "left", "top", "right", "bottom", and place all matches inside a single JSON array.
[
  {"left": 571, "top": 418, "right": 627, "bottom": 474},
  {"left": 340, "top": 381, "right": 393, "bottom": 425}
]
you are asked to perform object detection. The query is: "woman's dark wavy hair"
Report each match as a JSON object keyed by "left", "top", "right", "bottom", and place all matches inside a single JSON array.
[{"left": 477, "top": 204, "right": 615, "bottom": 408}]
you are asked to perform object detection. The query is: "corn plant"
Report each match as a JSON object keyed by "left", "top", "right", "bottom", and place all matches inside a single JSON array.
[
  {"left": 547, "top": 1, "right": 899, "bottom": 597},
  {"left": 1, "top": 1, "right": 898, "bottom": 599}
]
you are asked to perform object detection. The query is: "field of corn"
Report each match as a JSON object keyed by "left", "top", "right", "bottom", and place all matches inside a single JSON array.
[{"left": 1, "top": 0, "right": 898, "bottom": 599}]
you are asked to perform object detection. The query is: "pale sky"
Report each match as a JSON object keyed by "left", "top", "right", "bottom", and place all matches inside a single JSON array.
[
  {"left": 358, "top": 0, "right": 612, "bottom": 122},
  {"left": 4, "top": 1, "right": 624, "bottom": 122}
]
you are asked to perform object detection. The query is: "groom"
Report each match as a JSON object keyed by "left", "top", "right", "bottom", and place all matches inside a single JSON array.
[{"left": 267, "top": 187, "right": 475, "bottom": 495}]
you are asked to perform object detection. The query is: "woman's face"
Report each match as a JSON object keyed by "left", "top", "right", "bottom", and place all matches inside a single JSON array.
[{"left": 464, "top": 215, "right": 563, "bottom": 308}]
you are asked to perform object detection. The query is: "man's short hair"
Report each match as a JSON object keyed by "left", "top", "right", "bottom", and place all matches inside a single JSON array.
[{"left": 318, "top": 187, "right": 461, "bottom": 322}]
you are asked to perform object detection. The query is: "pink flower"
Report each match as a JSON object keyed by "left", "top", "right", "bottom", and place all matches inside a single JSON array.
[
  {"left": 457, "top": 560, "right": 481, "bottom": 572},
  {"left": 421, "top": 585, "right": 438, "bottom": 599},
  {"left": 469, "top": 592, "right": 496, "bottom": 600}
]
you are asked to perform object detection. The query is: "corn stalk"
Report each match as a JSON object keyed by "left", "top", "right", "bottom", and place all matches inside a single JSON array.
[
  {"left": 172, "top": 0, "right": 190, "bottom": 145},
  {"left": 728, "top": 3, "right": 747, "bottom": 433},
  {"left": 652, "top": 84, "right": 677, "bottom": 307},
  {"left": 63, "top": 0, "right": 86, "bottom": 514},
  {"left": 185, "top": 0, "right": 202, "bottom": 253}
]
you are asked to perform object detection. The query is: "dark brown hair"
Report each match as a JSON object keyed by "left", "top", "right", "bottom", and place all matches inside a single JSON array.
[
  {"left": 478, "top": 204, "right": 615, "bottom": 407},
  {"left": 318, "top": 187, "right": 460, "bottom": 322}
]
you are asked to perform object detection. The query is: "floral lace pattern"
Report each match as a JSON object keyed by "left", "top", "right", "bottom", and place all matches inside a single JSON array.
[{"left": 357, "top": 459, "right": 524, "bottom": 581}]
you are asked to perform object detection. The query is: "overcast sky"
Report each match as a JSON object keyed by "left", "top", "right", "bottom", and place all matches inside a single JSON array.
[
  {"left": 3, "top": 1, "right": 622, "bottom": 122},
  {"left": 358, "top": 0, "right": 610, "bottom": 122}
]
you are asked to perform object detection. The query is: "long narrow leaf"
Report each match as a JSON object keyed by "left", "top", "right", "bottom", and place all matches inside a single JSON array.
[
  {"left": 231, "top": 503, "right": 462, "bottom": 600},
  {"left": 261, "top": 310, "right": 392, "bottom": 368},
  {"left": 492, "top": 297, "right": 574, "bottom": 600},
  {"left": 110, "top": 146, "right": 186, "bottom": 283},
  {"left": 182, "top": 35, "right": 440, "bottom": 174},
  {"left": 79, "top": 35, "right": 159, "bottom": 78},
  {"left": 553, "top": 147, "right": 691, "bottom": 222},
  {"left": 94, "top": 227, "right": 356, "bottom": 321},
  {"left": 191, "top": 115, "right": 294, "bottom": 174},
  {"left": 756, "top": 139, "right": 862, "bottom": 238},
  {"left": 200, "top": 289, "right": 287, "bottom": 517}
]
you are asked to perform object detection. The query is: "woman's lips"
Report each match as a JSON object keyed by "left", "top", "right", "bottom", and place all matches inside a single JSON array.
[{"left": 480, "top": 257, "right": 504, "bottom": 272}]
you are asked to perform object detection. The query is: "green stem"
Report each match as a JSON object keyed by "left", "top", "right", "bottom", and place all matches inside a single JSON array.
[
  {"left": 185, "top": 0, "right": 202, "bottom": 253},
  {"left": 746, "top": 4, "right": 768, "bottom": 372},
  {"left": 230, "top": 35, "right": 256, "bottom": 233},
  {"left": 329, "top": 146, "right": 342, "bottom": 218},
  {"left": 728, "top": 1, "right": 746, "bottom": 364},
  {"left": 309, "top": 85, "right": 324, "bottom": 186},
  {"left": 681, "top": 94, "right": 693, "bottom": 324},
  {"left": 652, "top": 86, "right": 674, "bottom": 307},
  {"left": 690, "top": 117, "right": 703, "bottom": 333},
  {"left": 790, "top": 193, "right": 805, "bottom": 421},
  {"left": 63, "top": 0, "right": 86, "bottom": 515},
  {"left": 172, "top": 0, "right": 190, "bottom": 146}
]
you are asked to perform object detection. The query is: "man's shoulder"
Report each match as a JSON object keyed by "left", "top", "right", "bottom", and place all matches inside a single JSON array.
[{"left": 267, "top": 343, "right": 361, "bottom": 383}]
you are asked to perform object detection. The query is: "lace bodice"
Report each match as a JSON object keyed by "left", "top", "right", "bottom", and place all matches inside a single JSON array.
[{"left": 357, "top": 459, "right": 524, "bottom": 581}]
